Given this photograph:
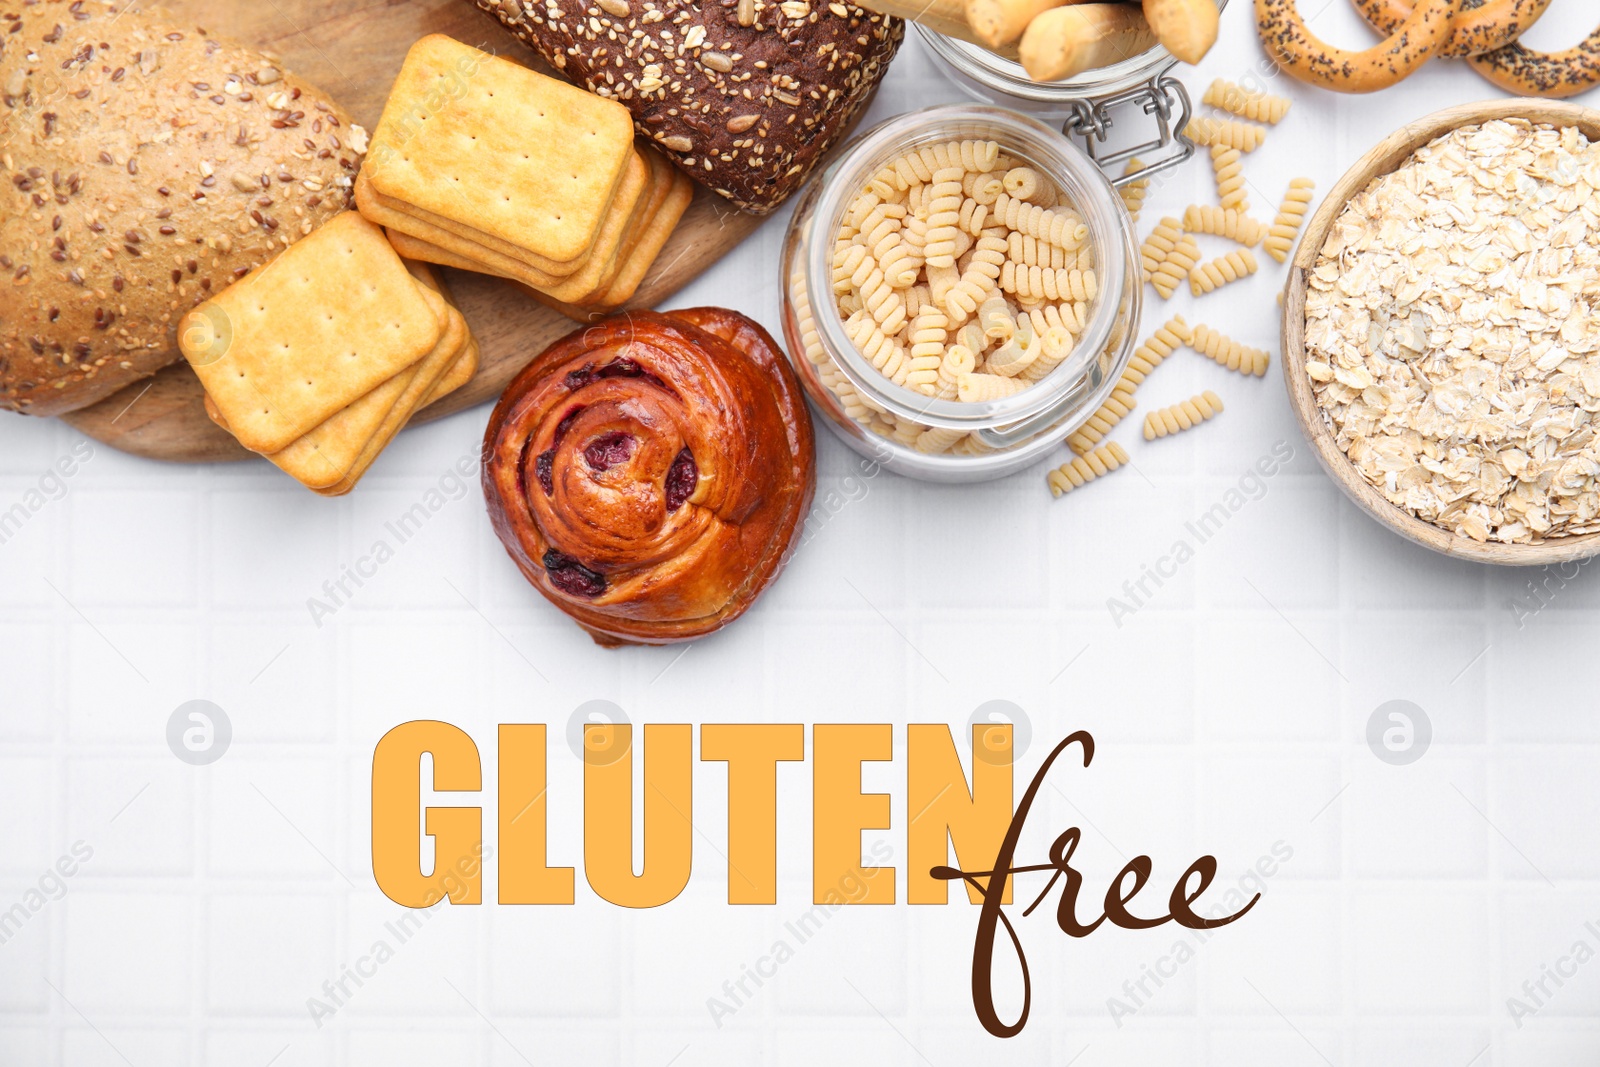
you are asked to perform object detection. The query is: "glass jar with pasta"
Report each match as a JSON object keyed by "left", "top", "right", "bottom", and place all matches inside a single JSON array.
[{"left": 779, "top": 105, "right": 1140, "bottom": 483}]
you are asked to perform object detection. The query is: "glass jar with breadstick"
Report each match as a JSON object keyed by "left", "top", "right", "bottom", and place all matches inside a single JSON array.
[
  {"left": 859, "top": 0, "right": 1228, "bottom": 185},
  {"left": 779, "top": 105, "right": 1142, "bottom": 482}
]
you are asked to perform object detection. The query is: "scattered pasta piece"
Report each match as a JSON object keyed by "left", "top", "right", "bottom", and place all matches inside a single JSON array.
[
  {"left": 1065, "top": 383, "right": 1137, "bottom": 454},
  {"left": 1121, "top": 316, "right": 1192, "bottom": 389},
  {"left": 1151, "top": 235, "right": 1200, "bottom": 299},
  {"left": 1183, "top": 205, "right": 1268, "bottom": 247},
  {"left": 1047, "top": 442, "right": 1130, "bottom": 498},
  {"left": 1203, "top": 79, "right": 1291, "bottom": 125},
  {"left": 1190, "top": 323, "right": 1269, "bottom": 377},
  {"left": 1139, "top": 217, "right": 1183, "bottom": 282},
  {"left": 1264, "top": 177, "right": 1316, "bottom": 263},
  {"left": 1210, "top": 146, "right": 1248, "bottom": 212},
  {"left": 1119, "top": 157, "right": 1149, "bottom": 222},
  {"left": 1184, "top": 115, "right": 1268, "bottom": 152},
  {"left": 1189, "top": 248, "right": 1259, "bottom": 296},
  {"left": 1144, "top": 390, "right": 1223, "bottom": 440}
]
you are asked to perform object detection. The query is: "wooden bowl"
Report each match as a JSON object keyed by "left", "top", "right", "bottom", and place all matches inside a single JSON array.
[{"left": 1281, "top": 99, "right": 1600, "bottom": 567}]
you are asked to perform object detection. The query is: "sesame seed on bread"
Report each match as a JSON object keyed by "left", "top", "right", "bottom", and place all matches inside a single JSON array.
[{"left": 0, "top": 1, "right": 367, "bottom": 417}]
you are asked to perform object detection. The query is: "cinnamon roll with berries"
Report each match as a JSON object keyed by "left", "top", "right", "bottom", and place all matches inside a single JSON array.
[{"left": 483, "top": 309, "right": 816, "bottom": 646}]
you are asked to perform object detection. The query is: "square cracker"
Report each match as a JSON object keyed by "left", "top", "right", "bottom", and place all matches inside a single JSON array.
[
  {"left": 538, "top": 150, "right": 649, "bottom": 304},
  {"left": 204, "top": 282, "right": 453, "bottom": 487},
  {"left": 591, "top": 161, "right": 694, "bottom": 308},
  {"left": 522, "top": 164, "right": 695, "bottom": 321},
  {"left": 363, "top": 34, "right": 635, "bottom": 266},
  {"left": 311, "top": 303, "right": 469, "bottom": 496},
  {"left": 376, "top": 149, "right": 648, "bottom": 304},
  {"left": 206, "top": 287, "right": 469, "bottom": 490},
  {"left": 358, "top": 171, "right": 592, "bottom": 277},
  {"left": 359, "top": 170, "right": 570, "bottom": 289},
  {"left": 181, "top": 212, "right": 442, "bottom": 455},
  {"left": 402, "top": 259, "right": 479, "bottom": 406}
]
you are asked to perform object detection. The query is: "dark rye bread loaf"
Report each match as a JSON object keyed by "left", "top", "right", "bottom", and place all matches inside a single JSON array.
[
  {"left": 470, "top": 0, "right": 902, "bottom": 214},
  {"left": 0, "top": 2, "right": 366, "bottom": 417}
]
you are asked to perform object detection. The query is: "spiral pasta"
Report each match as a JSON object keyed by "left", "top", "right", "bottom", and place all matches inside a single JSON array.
[
  {"left": 1020, "top": 325, "right": 1074, "bottom": 383},
  {"left": 1139, "top": 217, "right": 1183, "bottom": 282},
  {"left": 833, "top": 242, "right": 870, "bottom": 293},
  {"left": 1047, "top": 442, "right": 1129, "bottom": 497},
  {"left": 1002, "top": 263, "right": 1098, "bottom": 303},
  {"left": 935, "top": 344, "right": 977, "bottom": 400},
  {"left": 1203, "top": 79, "right": 1291, "bottom": 125},
  {"left": 1064, "top": 383, "right": 1137, "bottom": 455},
  {"left": 1143, "top": 390, "right": 1223, "bottom": 441},
  {"left": 1183, "top": 115, "right": 1268, "bottom": 153},
  {"left": 951, "top": 433, "right": 995, "bottom": 456},
  {"left": 845, "top": 308, "right": 908, "bottom": 384},
  {"left": 958, "top": 372, "right": 1030, "bottom": 402},
  {"left": 1120, "top": 316, "right": 1192, "bottom": 389},
  {"left": 1003, "top": 166, "right": 1057, "bottom": 207},
  {"left": 914, "top": 425, "right": 966, "bottom": 454},
  {"left": 923, "top": 167, "right": 966, "bottom": 268},
  {"left": 946, "top": 231, "right": 1007, "bottom": 322},
  {"left": 1024, "top": 301, "right": 1086, "bottom": 340},
  {"left": 964, "top": 170, "right": 1005, "bottom": 205},
  {"left": 1210, "top": 146, "right": 1249, "bottom": 212},
  {"left": 1183, "top": 205, "right": 1268, "bottom": 247},
  {"left": 1189, "top": 248, "right": 1259, "bottom": 296},
  {"left": 957, "top": 198, "right": 990, "bottom": 237},
  {"left": 1151, "top": 235, "right": 1200, "bottom": 299},
  {"left": 1190, "top": 324, "right": 1270, "bottom": 377},
  {"left": 905, "top": 305, "right": 950, "bottom": 394},
  {"left": 992, "top": 194, "right": 1087, "bottom": 248},
  {"left": 1264, "top": 178, "right": 1316, "bottom": 264},
  {"left": 858, "top": 265, "right": 909, "bottom": 333},
  {"left": 985, "top": 313, "right": 1037, "bottom": 377}
]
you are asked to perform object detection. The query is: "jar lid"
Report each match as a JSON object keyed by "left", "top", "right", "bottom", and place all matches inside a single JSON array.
[{"left": 806, "top": 104, "right": 1136, "bottom": 435}]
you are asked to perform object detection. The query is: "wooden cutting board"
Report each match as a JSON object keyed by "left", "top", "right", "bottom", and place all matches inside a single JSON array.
[{"left": 59, "top": 0, "right": 767, "bottom": 463}]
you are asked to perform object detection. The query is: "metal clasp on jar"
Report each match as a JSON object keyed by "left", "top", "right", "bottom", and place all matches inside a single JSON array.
[{"left": 1062, "top": 76, "right": 1194, "bottom": 187}]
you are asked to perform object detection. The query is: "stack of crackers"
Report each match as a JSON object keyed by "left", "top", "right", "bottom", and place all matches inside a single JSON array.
[
  {"left": 178, "top": 212, "right": 479, "bottom": 495},
  {"left": 355, "top": 34, "right": 693, "bottom": 320}
]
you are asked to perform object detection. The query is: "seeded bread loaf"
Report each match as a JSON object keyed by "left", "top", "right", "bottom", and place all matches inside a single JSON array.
[
  {"left": 469, "top": 0, "right": 903, "bottom": 215},
  {"left": 0, "top": 2, "right": 366, "bottom": 418}
]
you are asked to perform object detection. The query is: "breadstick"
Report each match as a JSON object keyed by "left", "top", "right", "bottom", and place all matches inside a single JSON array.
[
  {"left": 852, "top": 0, "right": 1007, "bottom": 49},
  {"left": 1351, "top": 0, "right": 1553, "bottom": 58},
  {"left": 1144, "top": 0, "right": 1220, "bottom": 65},
  {"left": 1255, "top": 0, "right": 1457, "bottom": 93},
  {"left": 1019, "top": 4, "right": 1158, "bottom": 83},
  {"left": 967, "top": 0, "right": 1081, "bottom": 49}
]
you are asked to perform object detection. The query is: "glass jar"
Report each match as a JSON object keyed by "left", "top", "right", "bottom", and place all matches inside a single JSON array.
[
  {"left": 778, "top": 105, "right": 1140, "bottom": 482},
  {"left": 916, "top": 0, "right": 1231, "bottom": 184}
]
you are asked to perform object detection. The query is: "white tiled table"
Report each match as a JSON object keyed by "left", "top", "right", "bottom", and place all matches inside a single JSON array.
[{"left": 3, "top": 2, "right": 1600, "bottom": 1063}]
